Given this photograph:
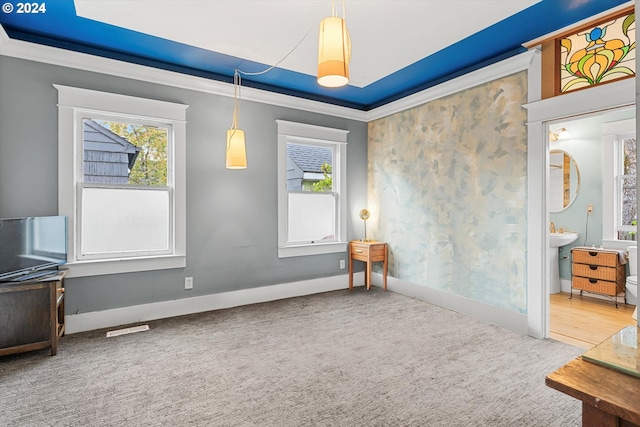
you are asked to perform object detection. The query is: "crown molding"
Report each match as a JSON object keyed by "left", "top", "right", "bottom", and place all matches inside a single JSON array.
[
  {"left": 0, "top": 27, "right": 368, "bottom": 122},
  {"left": 0, "top": 27, "right": 539, "bottom": 123},
  {"left": 365, "top": 50, "right": 538, "bottom": 121}
]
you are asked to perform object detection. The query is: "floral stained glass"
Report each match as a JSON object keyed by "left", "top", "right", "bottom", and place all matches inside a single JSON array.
[{"left": 559, "top": 11, "right": 635, "bottom": 94}]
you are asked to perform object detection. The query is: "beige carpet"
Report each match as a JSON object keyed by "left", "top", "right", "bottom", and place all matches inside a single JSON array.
[{"left": 0, "top": 287, "right": 583, "bottom": 426}]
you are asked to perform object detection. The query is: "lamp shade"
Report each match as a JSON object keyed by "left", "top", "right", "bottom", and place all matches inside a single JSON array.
[
  {"left": 226, "top": 128, "right": 247, "bottom": 169},
  {"left": 317, "top": 16, "right": 351, "bottom": 88}
]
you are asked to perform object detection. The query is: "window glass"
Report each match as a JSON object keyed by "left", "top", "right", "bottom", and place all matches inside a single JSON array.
[
  {"left": 80, "top": 187, "right": 170, "bottom": 256},
  {"left": 287, "top": 191, "right": 336, "bottom": 244},
  {"left": 619, "top": 136, "right": 637, "bottom": 236},
  {"left": 83, "top": 119, "right": 168, "bottom": 186},
  {"left": 286, "top": 143, "right": 333, "bottom": 192},
  {"left": 559, "top": 10, "right": 635, "bottom": 94},
  {"left": 79, "top": 117, "right": 173, "bottom": 260}
]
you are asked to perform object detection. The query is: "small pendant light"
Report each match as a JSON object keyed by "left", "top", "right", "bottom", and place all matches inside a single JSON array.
[
  {"left": 317, "top": 0, "right": 351, "bottom": 88},
  {"left": 226, "top": 70, "right": 247, "bottom": 169}
]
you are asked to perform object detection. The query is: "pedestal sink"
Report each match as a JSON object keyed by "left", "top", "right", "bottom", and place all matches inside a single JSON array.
[
  {"left": 549, "top": 232, "right": 579, "bottom": 293},
  {"left": 550, "top": 232, "right": 579, "bottom": 248}
]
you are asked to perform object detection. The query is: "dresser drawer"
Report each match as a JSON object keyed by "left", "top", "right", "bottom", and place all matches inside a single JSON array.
[
  {"left": 572, "top": 276, "right": 618, "bottom": 296},
  {"left": 351, "top": 243, "right": 370, "bottom": 260},
  {"left": 571, "top": 249, "right": 618, "bottom": 267},
  {"left": 572, "top": 263, "right": 619, "bottom": 281},
  {"left": 350, "top": 242, "right": 386, "bottom": 262}
]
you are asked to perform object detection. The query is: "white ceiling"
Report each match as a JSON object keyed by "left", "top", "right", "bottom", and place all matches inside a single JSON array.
[{"left": 74, "top": 0, "right": 539, "bottom": 88}]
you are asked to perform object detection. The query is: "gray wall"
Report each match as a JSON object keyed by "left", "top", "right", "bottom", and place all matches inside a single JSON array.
[{"left": 0, "top": 56, "right": 368, "bottom": 315}]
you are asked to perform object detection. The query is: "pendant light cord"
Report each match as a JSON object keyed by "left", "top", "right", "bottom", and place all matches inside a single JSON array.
[
  {"left": 229, "top": 7, "right": 323, "bottom": 131},
  {"left": 231, "top": 70, "right": 241, "bottom": 130},
  {"left": 235, "top": 6, "right": 325, "bottom": 78},
  {"left": 228, "top": 1, "right": 348, "bottom": 131}
]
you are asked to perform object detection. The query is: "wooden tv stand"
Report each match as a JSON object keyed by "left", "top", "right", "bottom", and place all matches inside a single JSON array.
[{"left": 0, "top": 271, "right": 66, "bottom": 357}]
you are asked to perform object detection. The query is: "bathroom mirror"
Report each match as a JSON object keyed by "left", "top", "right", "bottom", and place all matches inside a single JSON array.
[{"left": 549, "top": 149, "right": 580, "bottom": 212}]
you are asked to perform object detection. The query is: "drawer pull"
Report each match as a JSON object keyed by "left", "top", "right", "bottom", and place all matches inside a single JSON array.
[
  {"left": 588, "top": 265, "right": 598, "bottom": 271},
  {"left": 58, "top": 287, "right": 65, "bottom": 293},
  {"left": 589, "top": 279, "right": 598, "bottom": 284},
  {"left": 355, "top": 250, "right": 363, "bottom": 253},
  {"left": 588, "top": 251, "right": 598, "bottom": 256}
]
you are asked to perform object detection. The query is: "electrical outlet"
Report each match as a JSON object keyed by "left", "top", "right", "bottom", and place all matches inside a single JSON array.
[
  {"left": 340, "top": 260, "right": 346, "bottom": 269},
  {"left": 587, "top": 204, "right": 593, "bottom": 214},
  {"left": 184, "top": 277, "right": 193, "bottom": 290}
]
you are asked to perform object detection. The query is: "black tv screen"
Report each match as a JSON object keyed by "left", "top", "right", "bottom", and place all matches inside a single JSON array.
[{"left": 0, "top": 216, "right": 67, "bottom": 281}]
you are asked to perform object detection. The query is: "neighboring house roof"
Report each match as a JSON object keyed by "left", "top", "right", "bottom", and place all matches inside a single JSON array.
[
  {"left": 287, "top": 143, "right": 332, "bottom": 174},
  {"left": 83, "top": 119, "right": 141, "bottom": 184},
  {"left": 83, "top": 119, "right": 140, "bottom": 170}
]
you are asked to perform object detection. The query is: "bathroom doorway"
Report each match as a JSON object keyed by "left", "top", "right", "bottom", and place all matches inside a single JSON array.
[
  {"left": 546, "top": 106, "right": 637, "bottom": 346},
  {"left": 524, "top": 77, "right": 635, "bottom": 339}
]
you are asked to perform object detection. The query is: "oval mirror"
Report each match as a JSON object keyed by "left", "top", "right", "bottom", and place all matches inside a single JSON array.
[{"left": 549, "top": 149, "right": 580, "bottom": 212}]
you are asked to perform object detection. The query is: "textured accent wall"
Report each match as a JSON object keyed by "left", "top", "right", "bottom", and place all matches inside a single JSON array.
[{"left": 368, "top": 72, "right": 528, "bottom": 313}]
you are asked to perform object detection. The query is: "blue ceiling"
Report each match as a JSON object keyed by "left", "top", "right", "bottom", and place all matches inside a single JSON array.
[{"left": 0, "top": 0, "right": 631, "bottom": 110}]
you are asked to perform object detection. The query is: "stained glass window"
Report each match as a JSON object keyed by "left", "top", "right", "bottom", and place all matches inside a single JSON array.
[{"left": 559, "top": 10, "right": 635, "bottom": 94}]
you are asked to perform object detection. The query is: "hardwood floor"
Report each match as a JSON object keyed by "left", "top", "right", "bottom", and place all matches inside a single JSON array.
[{"left": 550, "top": 292, "right": 636, "bottom": 349}]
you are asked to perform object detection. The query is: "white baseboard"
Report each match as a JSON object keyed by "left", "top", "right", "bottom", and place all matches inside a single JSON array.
[
  {"left": 373, "top": 274, "right": 529, "bottom": 335},
  {"left": 65, "top": 272, "right": 363, "bottom": 334},
  {"left": 65, "top": 271, "right": 528, "bottom": 336}
]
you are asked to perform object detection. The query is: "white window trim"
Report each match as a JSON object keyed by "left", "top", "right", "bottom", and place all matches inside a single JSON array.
[
  {"left": 276, "top": 120, "right": 348, "bottom": 258},
  {"left": 55, "top": 84, "right": 188, "bottom": 278},
  {"left": 602, "top": 118, "right": 636, "bottom": 249}
]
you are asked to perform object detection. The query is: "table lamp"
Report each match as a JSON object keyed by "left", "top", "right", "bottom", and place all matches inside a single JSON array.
[{"left": 359, "top": 208, "right": 370, "bottom": 241}]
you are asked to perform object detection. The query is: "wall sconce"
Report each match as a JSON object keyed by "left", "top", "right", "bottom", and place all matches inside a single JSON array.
[
  {"left": 359, "top": 208, "right": 370, "bottom": 241},
  {"left": 317, "top": 0, "right": 351, "bottom": 88},
  {"left": 226, "top": 70, "right": 247, "bottom": 169},
  {"left": 549, "top": 127, "right": 571, "bottom": 143}
]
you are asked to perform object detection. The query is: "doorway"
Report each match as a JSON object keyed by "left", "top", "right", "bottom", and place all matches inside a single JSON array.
[
  {"left": 524, "top": 77, "right": 635, "bottom": 339},
  {"left": 546, "top": 107, "right": 636, "bottom": 346}
]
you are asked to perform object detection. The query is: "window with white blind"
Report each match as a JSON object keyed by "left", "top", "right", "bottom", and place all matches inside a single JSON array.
[
  {"left": 277, "top": 120, "right": 348, "bottom": 258},
  {"left": 55, "top": 85, "right": 187, "bottom": 277}
]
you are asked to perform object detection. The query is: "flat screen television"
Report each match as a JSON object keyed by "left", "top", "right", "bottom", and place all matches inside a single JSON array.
[{"left": 0, "top": 216, "right": 67, "bottom": 282}]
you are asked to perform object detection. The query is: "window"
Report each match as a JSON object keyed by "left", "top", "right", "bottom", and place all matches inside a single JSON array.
[
  {"left": 602, "top": 118, "right": 636, "bottom": 245},
  {"left": 616, "top": 134, "right": 637, "bottom": 239},
  {"left": 533, "top": 5, "right": 635, "bottom": 100},
  {"left": 559, "top": 9, "right": 635, "bottom": 95},
  {"left": 277, "top": 120, "right": 348, "bottom": 258},
  {"left": 55, "top": 85, "right": 187, "bottom": 277}
]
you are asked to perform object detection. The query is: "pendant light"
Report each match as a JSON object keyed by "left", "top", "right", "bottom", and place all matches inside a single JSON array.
[
  {"left": 317, "top": 0, "right": 351, "bottom": 88},
  {"left": 226, "top": 70, "right": 247, "bottom": 169}
]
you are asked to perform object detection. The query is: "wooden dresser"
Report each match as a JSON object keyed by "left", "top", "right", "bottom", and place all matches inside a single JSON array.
[
  {"left": 0, "top": 271, "right": 66, "bottom": 357},
  {"left": 571, "top": 247, "right": 625, "bottom": 307}
]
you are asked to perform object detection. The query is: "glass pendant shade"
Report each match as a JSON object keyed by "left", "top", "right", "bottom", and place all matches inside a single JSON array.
[
  {"left": 226, "top": 128, "right": 247, "bottom": 169},
  {"left": 317, "top": 16, "right": 351, "bottom": 88}
]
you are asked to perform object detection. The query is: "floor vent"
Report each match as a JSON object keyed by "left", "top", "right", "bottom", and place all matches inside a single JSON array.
[{"left": 106, "top": 324, "right": 150, "bottom": 338}]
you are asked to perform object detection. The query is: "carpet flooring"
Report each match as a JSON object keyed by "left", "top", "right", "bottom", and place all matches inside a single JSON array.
[{"left": 0, "top": 287, "right": 584, "bottom": 426}]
